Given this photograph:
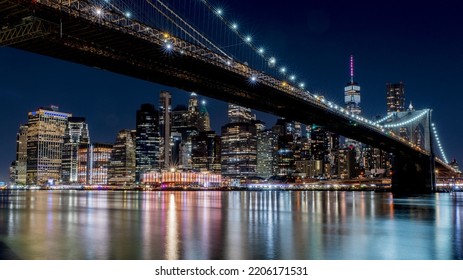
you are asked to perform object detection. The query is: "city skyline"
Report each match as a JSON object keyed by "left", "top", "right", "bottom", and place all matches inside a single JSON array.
[{"left": 2, "top": 0, "right": 463, "bottom": 181}]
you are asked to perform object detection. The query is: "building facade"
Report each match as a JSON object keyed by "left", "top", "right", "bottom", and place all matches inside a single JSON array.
[
  {"left": 78, "top": 143, "right": 113, "bottom": 185},
  {"left": 135, "top": 103, "right": 160, "bottom": 182},
  {"left": 26, "top": 106, "right": 71, "bottom": 185},
  {"left": 386, "top": 82, "right": 405, "bottom": 113},
  {"left": 159, "top": 91, "right": 172, "bottom": 169},
  {"left": 257, "top": 129, "right": 278, "bottom": 179},
  {"left": 108, "top": 129, "right": 136, "bottom": 186},
  {"left": 191, "top": 131, "right": 221, "bottom": 172},
  {"left": 14, "top": 125, "right": 28, "bottom": 185},
  {"left": 62, "top": 117, "right": 90, "bottom": 184}
]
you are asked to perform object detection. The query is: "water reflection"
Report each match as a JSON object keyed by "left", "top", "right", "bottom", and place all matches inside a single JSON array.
[{"left": 0, "top": 190, "right": 461, "bottom": 260}]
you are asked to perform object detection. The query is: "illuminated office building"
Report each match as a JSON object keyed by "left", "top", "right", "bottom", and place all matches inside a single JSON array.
[
  {"left": 187, "top": 92, "right": 200, "bottom": 128},
  {"left": 257, "top": 129, "right": 277, "bottom": 179},
  {"left": 26, "top": 106, "right": 71, "bottom": 185},
  {"left": 221, "top": 122, "right": 257, "bottom": 179},
  {"left": 135, "top": 103, "right": 160, "bottom": 182},
  {"left": 198, "top": 100, "right": 211, "bottom": 132},
  {"left": 108, "top": 129, "right": 136, "bottom": 186},
  {"left": 228, "top": 103, "right": 255, "bottom": 123},
  {"left": 14, "top": 124, "right": 28, "bottom": 185},
  {"left": 386, "top": 82, "right": 405, "bottom": 113},
  {"left": 344, "top": 55, "right": 361, "bottom": 115},
  {"left": 191, "top": 131, "right": 221, "bottom": 172},
  {"left": 78, "top": 143, "right": 113, "bottom": 185},
  {"left": 62, "top": 117, "right": 90, "bottom": 184},
  {"left": 159, "top": 91, "right": 172, "bottom": 168}
]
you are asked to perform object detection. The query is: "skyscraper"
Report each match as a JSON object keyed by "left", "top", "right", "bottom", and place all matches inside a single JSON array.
[
  {"left": 228, "top": 103, "right": 255, "bottom": 123},
  {"left": 62, "top": 117, "right": 90, "bottom": 184},
  {"left": 221, "top": 123, "right": 257, "bottom": 178},
  {"left": 386, "top": 82, "right": 405, "bottom": 113},
  {"left": 198, "top": 100, "right": 211, "bottom": 132},
  {"left": 135, "top": 104, "right": 160, "bottom": 182},
  {"left": 159, "top": 91, "right": 172, "bottom": 169},
  {"left": 191, "top": 131, "right": 221, "bottom": 172},
  {"left": 14, "top": 125, "right": 28, "bottom": 185},
  {"left": 171, "top": 101, "right": 198, "bottom": 169},
  {"left": 78, "top": 143, "right": 113, "bottom": 185},
  {"left": 344, "top": 55, "right": 361, "bottom": 115},
  {"left": 108, "top": 129, "right": 136, "bottom": 186},
  {"left": 257, "top": 129, "right": 277, "bottom": 179},
  {"left": 26, "top": 106, "right": 71, "bottom": 185},
  {"left": 187, "top": 92, "right": 200, "bottom": 128},
  {"left": 273, "top": 119, "right": 296, "bottom": 176}
]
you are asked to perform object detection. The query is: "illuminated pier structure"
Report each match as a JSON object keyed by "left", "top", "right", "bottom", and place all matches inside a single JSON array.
[{"left": 142, "top": 170, "right": 222, "bottom": 188}]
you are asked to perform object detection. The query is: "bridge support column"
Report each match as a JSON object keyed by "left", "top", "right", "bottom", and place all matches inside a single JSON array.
[{"left": 391, "top": 154, "right": 436, "bottom": 194}]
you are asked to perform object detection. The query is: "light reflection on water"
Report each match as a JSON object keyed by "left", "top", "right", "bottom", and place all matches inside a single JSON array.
[{"left": 0, "top": 190, "right": 462, "bottom": 260}]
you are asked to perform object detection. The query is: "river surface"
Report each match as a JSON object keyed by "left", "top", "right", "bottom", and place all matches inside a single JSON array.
[{"left": 0, "top": 190, "right": 461, "bottom": 260}]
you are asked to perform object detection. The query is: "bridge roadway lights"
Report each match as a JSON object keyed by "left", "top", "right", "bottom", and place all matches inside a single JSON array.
[{"left": 391, "top": 154, "right": 436, "bottom": 194}]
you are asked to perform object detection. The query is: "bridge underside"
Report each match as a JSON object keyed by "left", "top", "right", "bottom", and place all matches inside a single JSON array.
[{"left": 0, "top": 0, "right": 454, "bottom": 193}]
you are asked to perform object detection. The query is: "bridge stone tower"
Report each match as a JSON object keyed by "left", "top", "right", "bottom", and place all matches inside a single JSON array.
[{"left": 386, "top": 108, "right": 436, "bottom": 193}]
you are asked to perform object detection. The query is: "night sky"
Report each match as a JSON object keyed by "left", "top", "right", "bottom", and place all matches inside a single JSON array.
[{"left": 1, "top": 0, "right": 463, "bottom": 181}]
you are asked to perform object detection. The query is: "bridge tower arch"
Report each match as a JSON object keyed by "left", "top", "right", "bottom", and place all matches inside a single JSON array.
[{"left": 387, "top": 109, "right": 436, "bottom": 193}]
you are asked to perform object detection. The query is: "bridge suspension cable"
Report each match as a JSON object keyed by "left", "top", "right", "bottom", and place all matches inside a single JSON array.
[
  {"left": 197, "top": 0, "right": 307, "bottom": 90},
  {"left": 373, "top": 113, "right": 394, "bottom": 124},
  {"left": 144, "top": 0, "right": 232, "bottom": 58},
  {"left": 431, "top": 123, "right": 449, "bottom": 164},
  {"left": 382, "top": 110, "right": 428, "bottom": 128}
]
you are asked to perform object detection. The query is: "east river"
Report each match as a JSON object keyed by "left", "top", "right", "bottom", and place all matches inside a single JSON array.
[{"left": 0, "top": 190, "right": 461, "bottom": 260}]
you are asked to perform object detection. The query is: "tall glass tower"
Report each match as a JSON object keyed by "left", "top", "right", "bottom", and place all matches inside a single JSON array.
[
  {"left": 62, "top": 117, "right": 90, "bottom": 184},
  {"left": 135, "top": 104, "right": 160, "bottom": 182},
  {"left": 386, "top": 82, "right": 405, "bottom": 113},
  {"left": 159, "top": 91, "right": 172, "bottom": 169},
  {"left": 344, "top": 55, "right": 361, "bottom": 115}
]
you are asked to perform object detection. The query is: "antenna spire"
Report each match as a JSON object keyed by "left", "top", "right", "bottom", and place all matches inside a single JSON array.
[{"left": 350, "top": 54, "right": 354, "bottom": 83}]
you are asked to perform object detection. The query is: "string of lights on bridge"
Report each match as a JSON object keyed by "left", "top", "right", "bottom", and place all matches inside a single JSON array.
[
  {"left": 86, "top": 0, "right": 451, "bottom": 165},
  {"left": 373, "top": 113, "right": 394, "bottom": 124},
  {"left": 432, "top": 123, "right": 449, "bottom": 164},
  {"left": 197, "top": 0, "right": 306, "bottom": 89},
  {"left": 382, "top": 110, "right": 429, "bottom": 128}
]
